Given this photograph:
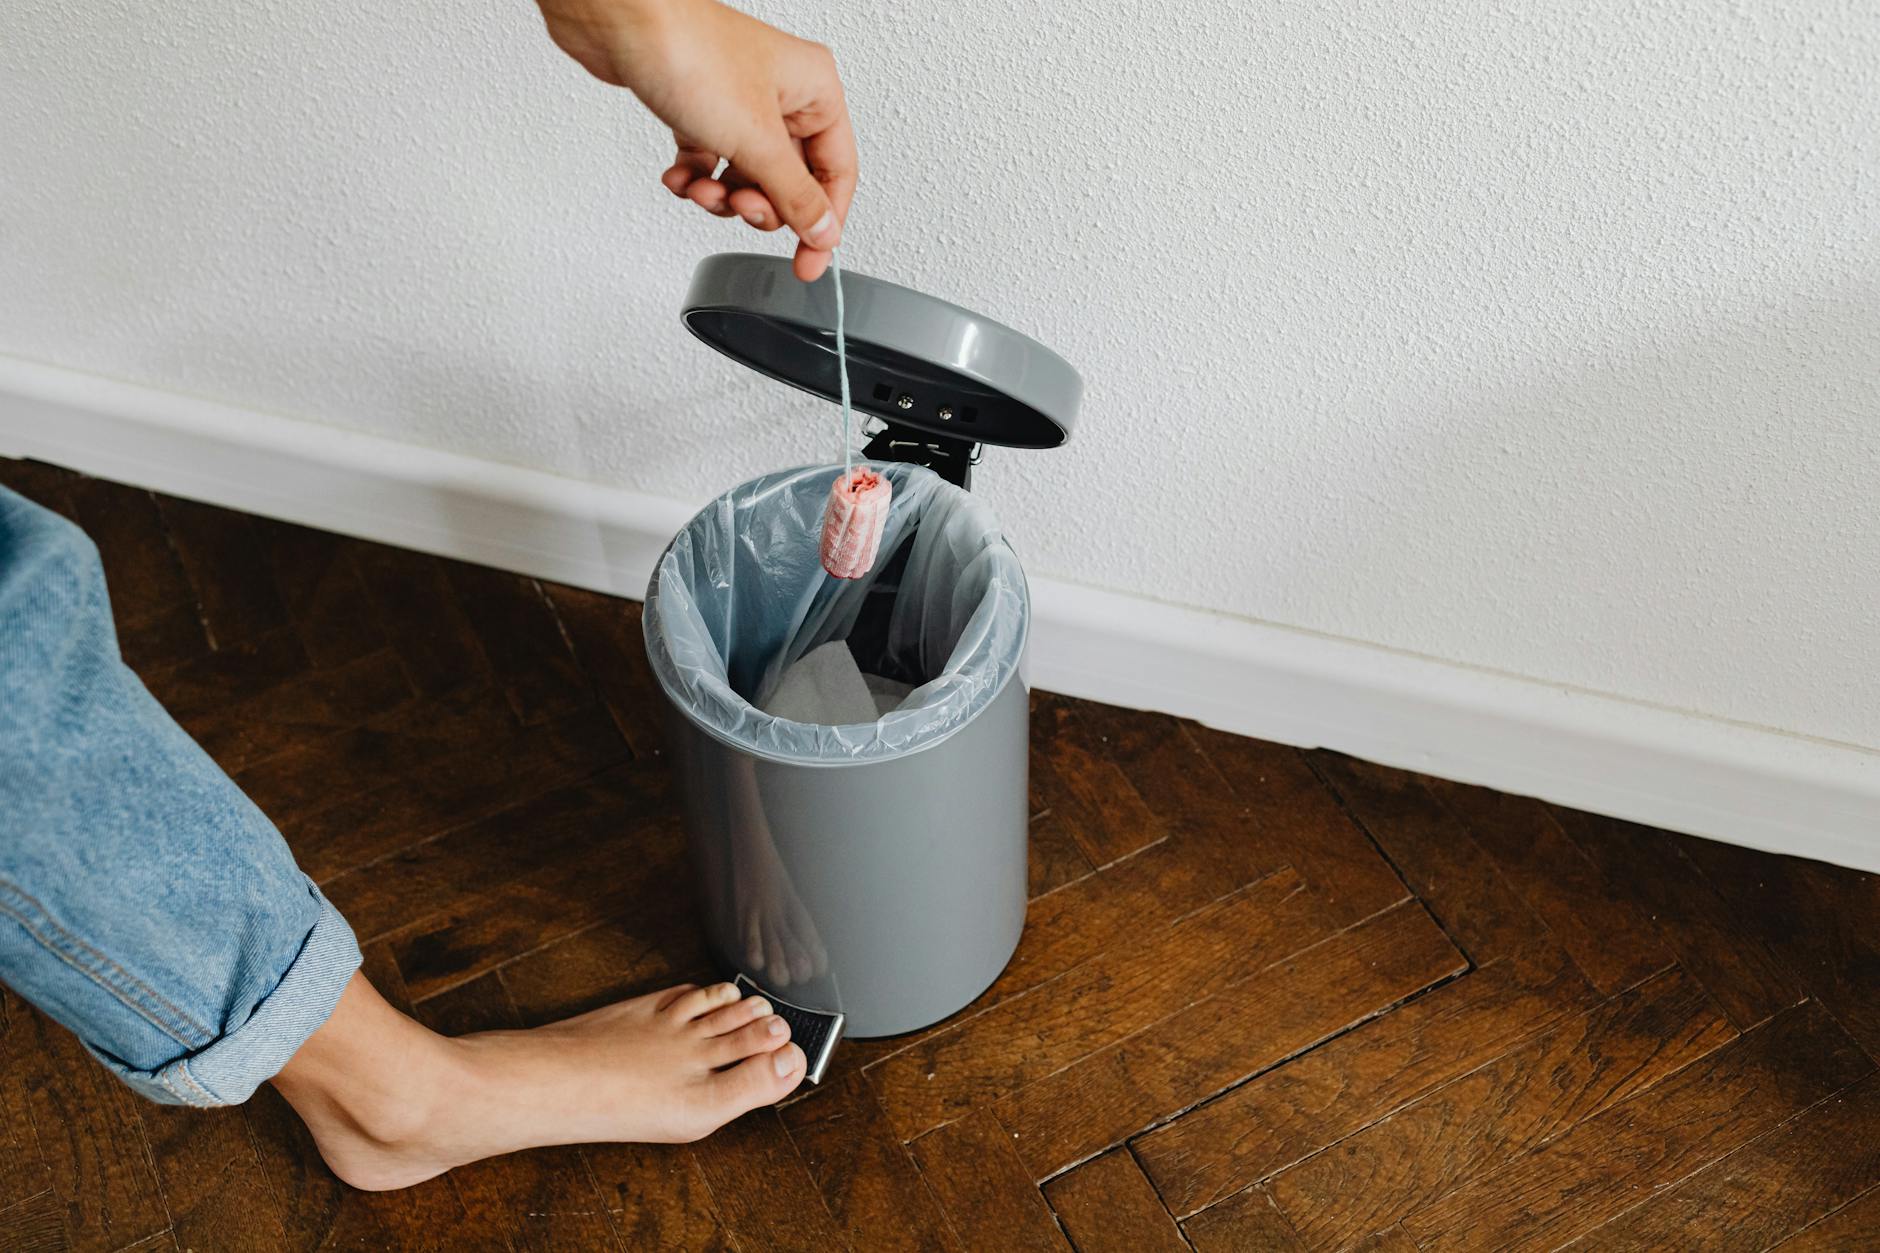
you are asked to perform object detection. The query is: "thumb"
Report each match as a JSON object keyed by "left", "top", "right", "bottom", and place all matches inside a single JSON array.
[{"left": 736, "top": 133, "right": 841, "bottom": 252}]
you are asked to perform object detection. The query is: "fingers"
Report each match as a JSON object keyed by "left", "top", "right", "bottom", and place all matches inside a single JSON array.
[
  {"left": 662, "top": 143, "right": 719, "bottom": 199},
  {"left": 735, "top": 126, "right": 842, "bottom": 261},
  {"left": 791, "top": 106, "right": 857, "bottom": 282},
  {"left": 726, "top": 185, "right": 781, "bottom": 230},
  {"left": 668, "top": 146, "right": 782, "bottom": 229}
]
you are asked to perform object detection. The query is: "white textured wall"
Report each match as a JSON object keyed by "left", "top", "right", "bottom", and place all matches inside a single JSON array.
[{"left": 5, "top": 0, "right": 1878, "bottom": 748}]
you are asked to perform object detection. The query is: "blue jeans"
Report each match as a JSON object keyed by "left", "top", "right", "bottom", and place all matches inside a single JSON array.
[{"left": 0, "top": 485, "right": 361, "bottom": 1106}]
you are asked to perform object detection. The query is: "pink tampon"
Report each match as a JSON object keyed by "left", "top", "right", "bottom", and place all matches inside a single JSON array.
[{"left": 820, "top": 466, "right": 891, "bottom": 579}]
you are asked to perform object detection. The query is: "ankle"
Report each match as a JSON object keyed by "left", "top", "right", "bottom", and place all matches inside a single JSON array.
[
  {"left": 322, "top": 1035, "right": 468, "bottom": 1151},
  {"left": 271, "top": 974, "right": 469, "bottom": 1154}
]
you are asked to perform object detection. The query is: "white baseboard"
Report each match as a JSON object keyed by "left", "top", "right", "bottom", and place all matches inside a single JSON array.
[{"left": 5, "top": 353, "right": 1877, "bottom": 874}]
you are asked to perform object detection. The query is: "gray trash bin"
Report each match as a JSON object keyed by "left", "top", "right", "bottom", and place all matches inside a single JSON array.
[{"left": 643, "top": 254, "right": 1081, "bottom": 1074}]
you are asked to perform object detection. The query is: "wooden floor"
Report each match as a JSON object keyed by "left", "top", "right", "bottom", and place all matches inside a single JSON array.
[{"left": 1, "top": 458, "right": 1878, "bottom": 1252}]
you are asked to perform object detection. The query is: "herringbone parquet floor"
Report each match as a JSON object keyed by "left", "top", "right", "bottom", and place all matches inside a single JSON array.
[{"left": 2, "top": 456, "right": 1877, "bottom": 1251}]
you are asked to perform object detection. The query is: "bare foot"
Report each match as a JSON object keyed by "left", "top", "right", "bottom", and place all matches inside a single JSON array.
[{"left": 273, "top": 974, "right": 805, "bottom": 1191}]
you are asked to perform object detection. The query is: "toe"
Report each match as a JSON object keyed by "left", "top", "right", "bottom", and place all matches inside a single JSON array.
[
  {"left": 708, "top": 1042, "right": 805, "bottom": 1116},
  {"left": 666, "top": 982, "right": 740, "bottom": 1022},
  {"left": 710, "top": 1015, "right": 791, "bottom": 1065},
  {"left": 653, "top": 983, "right": 700, "bottom": 1013},
  {"left": 698, "top": 996, "right": 770, "bottom": 1037}
]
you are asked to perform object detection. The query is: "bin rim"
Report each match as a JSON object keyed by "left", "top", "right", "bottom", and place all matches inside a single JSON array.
[
  {"left": 643, "top": 464, "right": 1031, "bottom": 768},
  {"left": 650, "top": 561, "right": 1029, "bottom": 768}
]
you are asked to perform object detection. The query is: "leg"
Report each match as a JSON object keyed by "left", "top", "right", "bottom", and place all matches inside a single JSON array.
[
  {"left": 0, "top": 484, "right": 803, "bottom": 1188},
  {"left": 274, "top": 973, "right": 806, "bottom": 1191},
  {"left": 0, "top": 485, "right": 358, "bottom": 1105}
]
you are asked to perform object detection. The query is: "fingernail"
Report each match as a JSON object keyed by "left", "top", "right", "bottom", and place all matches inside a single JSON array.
[
  {"left": 801, "top": 210, "right": 838, "bottom": 248},
  {"left": 767, "top": 1016, "right": 787, "bottom": 1037},
  {"left": 774, "top": 1046, "right": 801, "bottom": 1077}
]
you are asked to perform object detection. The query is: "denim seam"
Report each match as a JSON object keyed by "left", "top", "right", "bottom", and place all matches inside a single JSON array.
[
  {"left": 168, "top": 1063, "right": 218, "bottom": 1107},
  {"left": 0, "top": 877, "right": 214, "bottom": 1048}
]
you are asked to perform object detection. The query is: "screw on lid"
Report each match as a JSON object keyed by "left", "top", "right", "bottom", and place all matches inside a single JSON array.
[{"left": 680, "top": 253, "right": 1081, "bottom": 450}]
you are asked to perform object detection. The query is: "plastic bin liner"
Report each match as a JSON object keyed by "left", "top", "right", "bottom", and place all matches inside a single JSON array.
[{"left": 645, "top": 462, "right": 1028, "bottom": 763}]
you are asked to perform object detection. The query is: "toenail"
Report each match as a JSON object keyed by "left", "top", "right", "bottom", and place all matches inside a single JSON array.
[
  {"left": 774, "top": 1049, "right": 798, "bottom": 1078},
  {"left": 767, "top": 1017, "right": 787, "bottom": 1037},
  {"left": 747, "top": 999, "right": 771, "bottom": 1018}
]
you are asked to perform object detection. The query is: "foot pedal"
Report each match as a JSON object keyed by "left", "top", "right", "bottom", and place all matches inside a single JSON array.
[{"left": 734, "top": 975, "right": 844, "bottom": 1085}]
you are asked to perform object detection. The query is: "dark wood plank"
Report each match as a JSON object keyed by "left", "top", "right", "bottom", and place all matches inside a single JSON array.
[
  {"left": 136, "top": 1105, "right": 287, "bottom": 1252},
  {"left": 1267, "top": 966, "right": 1736, "bottom": 1250},
  {"left": 1400, "top": 1001, "right": 1874, "bottom": 1251},
  {"left": 867, "top": 868, "right": 1326, "bottom": 1142},
  {"left": 1348, "top": 1226, "right": 1420, "bottom": 1253},
  {"left": 971, "top": 819, "right": 1284, "bottom": 1024},
  {"left": 410, "top": 974, "right": 624, "bottom": 1252},
  {"left": 999, "top": 899, "right": 1466, "bottom": 1181},
  {"left": 689, "top": 1110, "right": 845, "bottom": 1253},
  {"left": 1024, "top": 694, "right": 1099, "bottom": 898},
  {"left": 354, "top": 771, "right": 686, "bottom": 1001},
  {"left": 1182, "top": 1187, "right": 1307, "bottom": 1252},
  {"left": 1025, "top": 799, "right": 1095, "bottom": 900},
  {"left": 392, "top": 825, "right": 689, "bottom": 1004},
  {"left": 581, "top": 1143, "right": 732, "bottom": 1253},
  {"left": 1077, "top": 707, "right": 1288, "bottom": 897},
  {"left": 1307, "top": 753, "right": 1556, "bottom": 962},
  {"left": 0, "top": 458, "right": 81, "bottom": 519},
  {"left": 1033, "top": 696, "right": 1170, "bottom": 867},
  {"left": 0, "top": 1189, "right": 67, "bottom": 1253},
  {"left": 234, "top": 683, "right": 515, "bottom": 832},
  {"left": 443, "top": 561, "right": 592, "bottom": 727},
  {"left": 1563, "top": 1071, "right": 1880, "bottom": 1251},
  {"left": 779, "top": 1071, "right": 962, "bottom": 1252},
  {"left": 1682, "top": 835, "right": 1880, "bottom": 1061},
  {"left": 911, "top": 1112, "right": 1069, "bottom": 1252},
  {"left": 172, "top": 648, "right": 414, "bottom": 775},
  {"left": 1192, "top": 727, "right": 1408, "bottom": 925},
  {"left": 140, "top": 628, "right": 310, "bottom": 726},
  {"left": 1134, "top": 947, "right": 1596, "bottom": 1217},
  {"left": 154, "top": 496, "right": 289, "bottom": 649},
  {"left": 12, "top": 1005, "right": 170, "bottom": 1252},
  {"left": 1775, "top": 1185, "right": 1880, "bottom": 1250},
  {"left": 0, "top": 993, "right": 54, "bottom": 1209},
  {"left": 1552, "top": 806, "right": 1806, "bottom": 1029},
  {"left": 283, "top": 702, "right": 627, "bottom": 883},
  {"left": 65, "top": 477, "right": 210, "bottom": 672},
  {"left": 349, "top": 542, "right": 494, "bottom": 697},
  {"left": 1426, "top": 779, "right": 1672, "bottom": 994},
  {"left": 499, "top": 919, "right": 714, "bottom": 1029},
  {"left": 320, "top": 761, "right": 666, "bottom": 942},
  {"left": 249, "top": 519, "right": 387, "bottom": 669},
  {"left": 1043, "top": 1149, "right": 1184, "bottom": 1252},
  {"left": 541, "top": 584, "right": 667, "bottom": 758}
]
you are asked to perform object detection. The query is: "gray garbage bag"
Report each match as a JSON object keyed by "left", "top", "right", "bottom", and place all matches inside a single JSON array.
[{"left": 644, "top": 462, "right": 1029, "bottom": 762}]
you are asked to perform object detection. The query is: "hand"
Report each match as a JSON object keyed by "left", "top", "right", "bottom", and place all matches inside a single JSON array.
[{"left": 537, "top": 0, "right": 856, "bottom": 281}]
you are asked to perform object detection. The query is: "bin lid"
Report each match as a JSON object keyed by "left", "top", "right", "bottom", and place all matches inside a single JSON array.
[{"left": 680, "top": 252, "right": 1080, "bottom": 449}]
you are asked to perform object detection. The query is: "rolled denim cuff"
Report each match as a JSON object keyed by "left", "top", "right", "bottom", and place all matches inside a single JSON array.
[{"left": 113, "top": 885, "right": 361, "bottom": 1108}]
